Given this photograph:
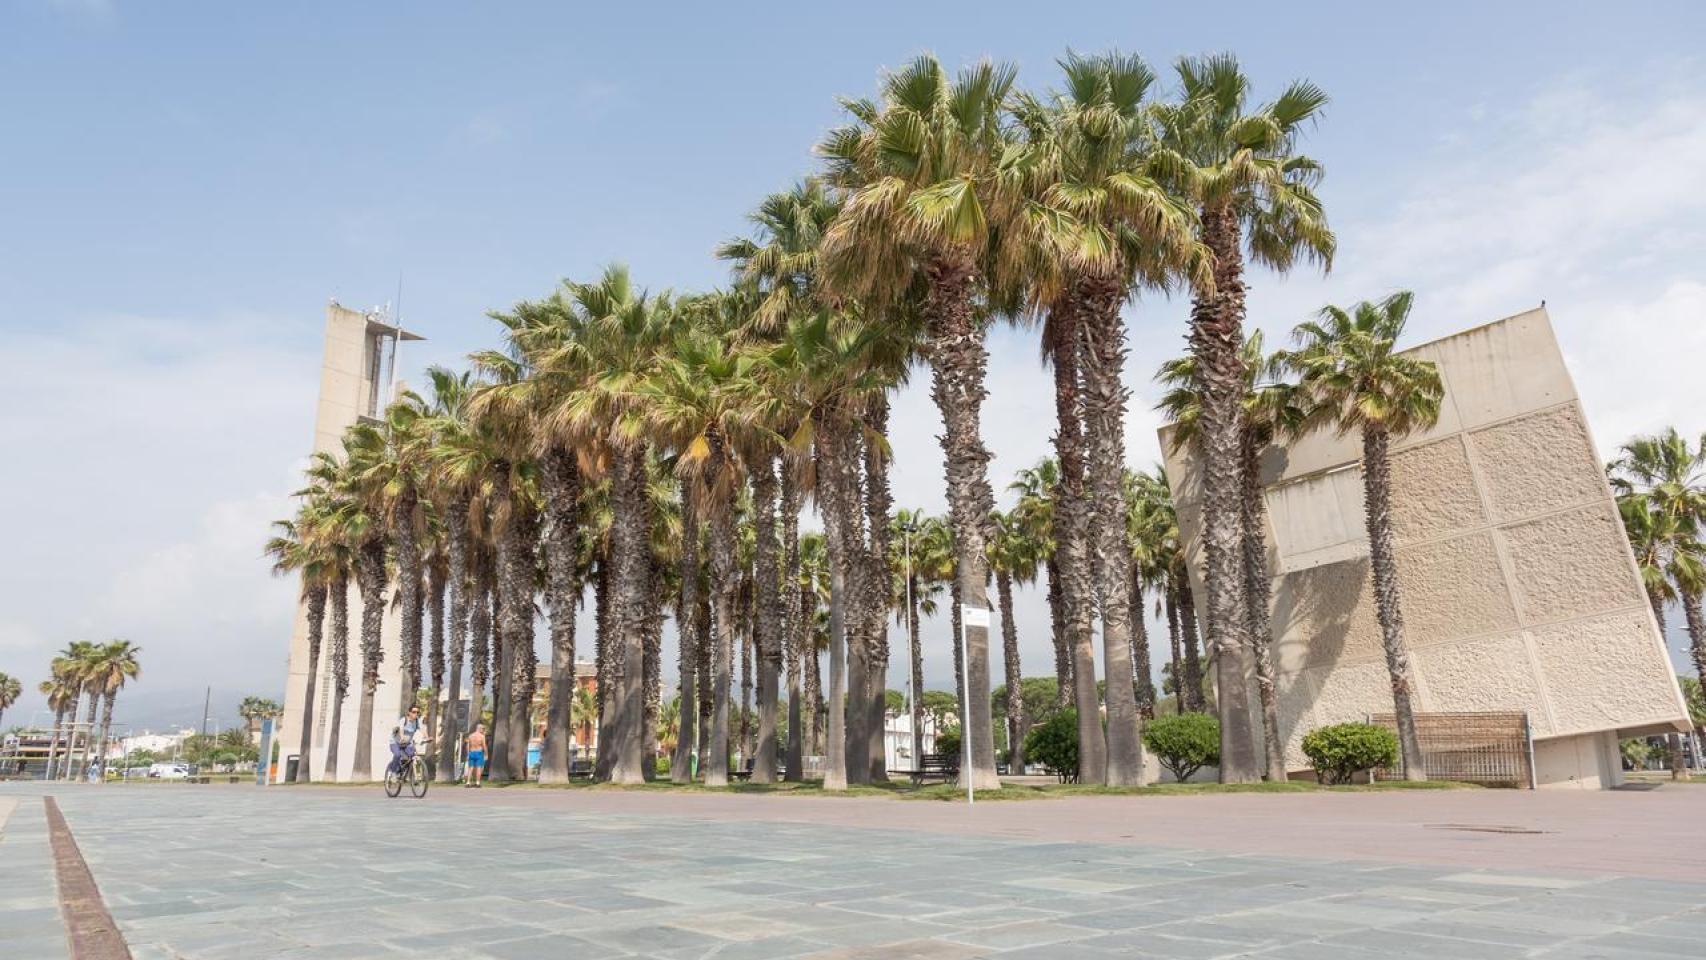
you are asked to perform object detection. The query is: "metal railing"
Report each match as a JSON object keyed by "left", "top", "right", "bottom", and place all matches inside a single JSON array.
[{"left": 1369, "top": 711, "right": 1534, "bottom": 788}]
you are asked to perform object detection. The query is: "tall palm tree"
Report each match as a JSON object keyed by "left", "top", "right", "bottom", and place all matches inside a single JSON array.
[
  {"left": 57, "top": 640, "right": 101, "bottom": 779},
  {"left": 1285, "top": 291, "right": 1441, "bottom": 780},
  {"left": 1152, "top": 53, "right": 1334, "bottom": 782},
  {"left": 988, "top": 510, "right": 1041, "bottom": 771},
  {"left": 85, "top": 641, "right": 141, "bottom": 777},
  {"left": 265, "top": 508, "right": 333, "bottom": 782},
  {"left": 821, "top": 55, "right": 1068, "bottom": 791},
  {"left": 542, "top": 265, "right": 676, "bottom": 784},
  {"left": 1014, "top": 50, "right": 1208, "bottom": 785},
  {"left": 891, "top": 509, "right": 943, "bottom": 772},
  {"left": 422, "top": 366, "right": 485, "bottom": 781},
  {"left": 1157, "top": 331, "right": 1305, "bottom": 778}
]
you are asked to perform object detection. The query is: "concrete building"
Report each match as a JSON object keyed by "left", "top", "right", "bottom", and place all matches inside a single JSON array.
[
  {"left": 1162, "top": 307, "right": 1691, "bottom": 788},
  {"left": 276, "top": 301, "right": 422, "bottom": 782}
]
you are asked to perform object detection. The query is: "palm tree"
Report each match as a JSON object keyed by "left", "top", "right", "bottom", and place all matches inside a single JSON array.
[
  {"left": 891, "top": 509, "right": 943, "bottom": 772},
  {"left": 821, "top": 55, "right": 1065, "bottom": 791},
  {"left": 1152, "top": 53, "right": 1334, "bottom": 782},
  {"left": 540, "top": 265, "right": 675, "bottom": 785},
  {"left": 988, "top": 510, "right": 1041, "bottom": 771},
  {"left": 796, "top": 531, "right": 831, "bottom": 755},
  {"left": 1010, "top": 460, "right": 1070, "bottom": 705},
  {"left": 85, "top": 641, "right": 141, "bottom": 777},
  {"left": 1611, "top": 429, "right": 1706, "bottom": 753},
  {"left": 1015, "top": 50, "right": 1208, "bottom": 785},
  {"left": 0, "top": 673, "right": 19, "bottom": 731},
  {"left": 40, "top": 671, "right": 78, "bottom": 779},
  {"left": 1285, "top": 291, "right": 1442, "bottom": 780},
  {"left": 55, "top": 640, "right": 101, "bottom": 779},
  {"left": 1157, "top": 330, "right": 1306, "bottom": 778},
  {"left": 237, "top": 695, "right": 279, "bottom": 739},
  {"left": 265, "top": 508, "right": 334, "bottom": 782}
]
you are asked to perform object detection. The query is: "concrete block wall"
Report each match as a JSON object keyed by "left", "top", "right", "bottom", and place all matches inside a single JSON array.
[{"left": 1162, "top": 307, "right": 1690, "bottom": 785}]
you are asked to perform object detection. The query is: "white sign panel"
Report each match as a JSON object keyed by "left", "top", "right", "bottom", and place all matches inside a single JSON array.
[{"left": 960, "top": 605, "right": 991, "bottom": 629}]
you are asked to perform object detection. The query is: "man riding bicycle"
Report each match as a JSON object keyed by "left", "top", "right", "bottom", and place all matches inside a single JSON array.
[{"left": 388, "top": 704, "right": 426, "bottom": 776}]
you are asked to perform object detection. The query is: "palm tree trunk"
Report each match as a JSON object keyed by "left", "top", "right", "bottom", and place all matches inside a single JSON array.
[
  {"left": 674, "top": 490, "right": 701, "bottom": 784},
  {"left": 818, "top": 423, "right": 851, "bottom": 791},
  {"left": 97, "top": 691, "right": 117, "bottom": 780},
  {"left": 924, "top": 253, "right": 1002, "bottom": 791},
  {"left": 1130, "top": 571, "right": 1155, "bottom": 720},
  {"left": 642, "top": 560, "right": 663, "bottom": 781},
  {"left": 324, "top": 574, "right": 350, "bottom": 780},
  {"left": 604, "top": 444, "right": 652, "bottom": 784},
  {"left": 1241, "top": 429, "right": 1287, "bottom": 780},
  {"left": 1078, "top": 279, "right": 1145, "bottom": 785},
  {"left": 862, "top": 398, "right": 894, "bottom": 782},
  {"left": 803, "top": 611, "right": 822, "bottom": 756},
  {"left": 1049, "top": 301, "right": 1107, "bottom": 784},
  {"left": 740, "top": 613, "right": 753, "bottom": 769},
  {"left": 1361, "top": 426, "right": 1426, "bottom": 781},
  {"left": 1046, "top": 558, "right": 1071, "bottom": 709},
  {"left": 997, "top": 569, "right": 1024, "bottom": 772},
  {"left": 1189, "top": 202, "right": 1260, "bottom": 783},
  {"left": 426, "top": 557, "right": 446, "bottom": 760},
  {"left": 1179, "top": 578, "right": 1205, "bottom": 712},
  {"left": 352, "top": 539, "right": 386, "bottom": 782},
  {"left": 781, "top": 463, "right": 804, "bottom": 781},
  {"left": 703, "top": 446, "right": 739, "bottom": 787},
  {"left": 46, "top": 708, "right": 66, "bottom": 780},
  {"left": 752, "top": 457, "right": 783, "bottom": 784},
  {"left": 537, "top": 448, "right": 582, "bottom": 784},
  {"left": 437, "top": 495, "right": 470, "bottom": 783},
  {"left": 296, "top": 583, "right": 326, "bottom": 782},
  {"left": 1165, "top": 583, "right": 1183, "bottom": 714},
  {"left": 397, "top": 490, "right": 423, "bottom": 710},
  {"left": 1678, "top": 590, "right": 1705, "bottom": 781},
  {"left": 468, "top": 560, "right": 493, "bottom": 772},
  {"left": 908, "top": 572, "right": 925, "bottom": 772},
  {"left": 950, "top": 574, "right": 964, "bottom": 726},
  {"left": 594, "top": 562, "right": 614, "bottom": 780},
  {"left": 840, "top": 428, "right": 872, "bottom": 786}
]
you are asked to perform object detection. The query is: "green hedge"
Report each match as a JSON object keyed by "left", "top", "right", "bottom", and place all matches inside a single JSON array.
[
  {"left": 1301, "top": 722, "right": 1399, "bottom": 785},
  {"left": 1142, "top": 712, "right": 1219, "bottom": 782}
]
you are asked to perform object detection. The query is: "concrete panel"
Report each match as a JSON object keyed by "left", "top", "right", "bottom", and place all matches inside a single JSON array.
[
  {"left": 1395, "top": 532, "right": 1518, "bottom": 647},
  {"left": 1271, "top": 557, "right": 1379, "bottom": 670},
  {"left": 1420, "top": 308, "right": 1573, "bottom": 430},
  {"left": 1413, "top": 634, "right": 1550, "bottom": 735},
  {"left": 1530, "top": 609, "right": 1685, "bottom": 735},
  {"left": 1470, "top": 404, "right": 1604, "bottom": 524},
  {"left": 1500, "top": 503, "right": 1644, "bottom": 624},
  {"left": 1388, "top": 436, "right": 1484, "bottom": 543},
  {"left": 1266, "top": 467, "right": 1366, "bottom": 566},
  {"left": 1298, "top": 659, "right": 1403, "bottom": 733},
  {"left": 1534, "top": 731, "right": 1621, "bottom": 790}
]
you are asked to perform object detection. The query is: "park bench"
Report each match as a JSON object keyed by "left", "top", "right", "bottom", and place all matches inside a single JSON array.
[
  {"left": 730, "top": 758, "right": 755, "bottom": 782},
  {"left": 900, "top": 753, "right": 960, "bottom": 786},
  {"left": 568, "top": 759, "right": 594, "bottom": 780}
]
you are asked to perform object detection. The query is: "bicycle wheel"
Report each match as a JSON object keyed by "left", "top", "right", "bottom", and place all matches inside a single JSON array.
[
  {"left": 409, "top": 757, "right": 429, "bottom": 798},
  {"left": 384, "top": 764, "right": 403, "bottom": 798}
]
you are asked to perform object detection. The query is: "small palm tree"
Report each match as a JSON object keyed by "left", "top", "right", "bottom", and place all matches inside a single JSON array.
[
  {"left": 1285, "top": 291, "right": 1442, "bottom": 780},
  {"left": 1010, "top": 460, "right": 1071, "bottom": 705},
  {"left": 88, "top": 641, "right": 142, "bottom": 773},
  {"left": 988, "top": 510, "right": 1043, "bottom": 771},
  {"left": 0, "top": 673, "right": 20, "bottom": 730}
]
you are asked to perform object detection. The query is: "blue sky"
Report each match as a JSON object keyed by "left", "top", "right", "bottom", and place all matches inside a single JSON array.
[{"left": 3, "top": 2, "right": 1704, "bottom": 727}]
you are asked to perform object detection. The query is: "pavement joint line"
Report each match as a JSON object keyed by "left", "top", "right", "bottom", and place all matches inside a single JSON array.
[{"left": 44, "top": 796, "right": 133, "bottom": 960}]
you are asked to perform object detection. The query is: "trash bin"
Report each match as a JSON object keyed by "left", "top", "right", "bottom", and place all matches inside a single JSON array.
[{"left": 285, "top": 754, "right": 300, "bottom": 783}]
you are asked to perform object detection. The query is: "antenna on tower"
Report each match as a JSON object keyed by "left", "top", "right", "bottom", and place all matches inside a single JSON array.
[{"left": 388, "top": 273, "right": 404, "bottom": 404}]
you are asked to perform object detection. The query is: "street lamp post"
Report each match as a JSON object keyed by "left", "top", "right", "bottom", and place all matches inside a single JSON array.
[{"left": 901, "top": 520, "right": 920, "bottom": 773}]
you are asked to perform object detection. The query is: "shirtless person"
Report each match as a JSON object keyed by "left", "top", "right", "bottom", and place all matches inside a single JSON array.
[{"left": 464, "top": 723, "right": 488, "bottom": 787}]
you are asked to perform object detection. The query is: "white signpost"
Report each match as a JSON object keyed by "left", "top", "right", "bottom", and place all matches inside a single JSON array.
[{"left": 959, "top": 604, "right": 991, "bottom": 806}]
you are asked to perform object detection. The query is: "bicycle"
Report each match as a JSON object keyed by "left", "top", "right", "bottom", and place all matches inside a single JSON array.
[{"left": 384, "top": 740, "right": 431, "bottom": 799}]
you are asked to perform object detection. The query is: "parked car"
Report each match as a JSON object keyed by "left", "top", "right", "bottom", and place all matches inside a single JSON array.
[{"left": 148, "top": 762, "right": 190, "bottom": 780}]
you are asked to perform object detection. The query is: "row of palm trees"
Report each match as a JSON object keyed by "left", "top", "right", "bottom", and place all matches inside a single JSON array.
[
  {"left": 29, "top": 640, "right": 143, "bottom": 780},
  {"left": 271, "top": 48, "right": 1472, "bottom": 787}
]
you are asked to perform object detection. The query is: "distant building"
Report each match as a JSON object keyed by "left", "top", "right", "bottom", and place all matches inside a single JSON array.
[{"left": 1162, "top": 307, "right": 1690, "bottom": 788}]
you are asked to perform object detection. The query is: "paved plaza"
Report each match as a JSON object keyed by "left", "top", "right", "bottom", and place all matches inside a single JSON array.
[{"left": 2, "top": 783, "right": 1705, "bottom": 960}]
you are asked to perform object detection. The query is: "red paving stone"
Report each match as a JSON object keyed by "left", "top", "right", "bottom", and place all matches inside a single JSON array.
[{"left": 327, "top": 783, "right": 1706, "bottom": 882}]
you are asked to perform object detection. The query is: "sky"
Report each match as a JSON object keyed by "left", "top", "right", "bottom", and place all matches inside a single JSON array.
[{"left": 2, "top": 1, "right": 1704, "bottom": 730}]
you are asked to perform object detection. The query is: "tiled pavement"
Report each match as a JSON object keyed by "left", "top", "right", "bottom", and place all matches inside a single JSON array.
[{"left": 3, "top": 784, "right": 1705, "bottom": 959}]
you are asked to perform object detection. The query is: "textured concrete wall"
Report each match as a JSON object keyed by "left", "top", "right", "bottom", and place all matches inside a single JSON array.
[{"left": 1162, "top": 308, "right": 1690, "bottom": 782}]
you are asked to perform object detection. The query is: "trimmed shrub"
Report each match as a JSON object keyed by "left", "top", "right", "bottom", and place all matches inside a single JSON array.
[
  {"left": 935, "top": 726, "right": 961, "bottom": 759},
  {"left": 1142, "top": 712, "right": 1220, "bottom": 782},
  {"left": 1023, "top": 709, "right": 1080, "bottom": 783},
  {"left": 1301, "top": 722, "right": 1399, "bottom": 785}
]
